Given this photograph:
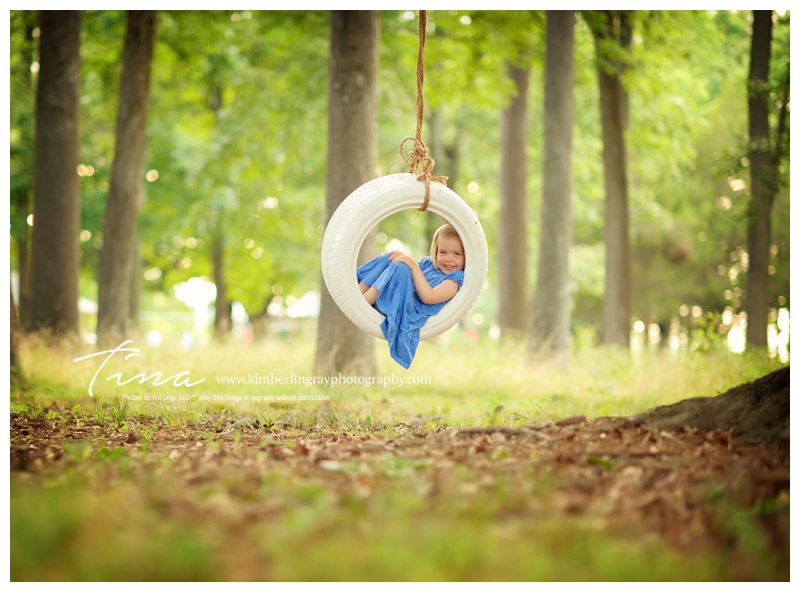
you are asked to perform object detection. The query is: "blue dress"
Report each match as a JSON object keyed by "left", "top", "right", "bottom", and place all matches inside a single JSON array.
[{"left": 357, "top": 253, "right": 464, "bottom": 369}]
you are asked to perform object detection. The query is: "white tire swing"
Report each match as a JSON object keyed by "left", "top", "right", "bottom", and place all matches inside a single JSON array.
[{"left": 321, "top": 173, "right": 488, "bottom": 341}]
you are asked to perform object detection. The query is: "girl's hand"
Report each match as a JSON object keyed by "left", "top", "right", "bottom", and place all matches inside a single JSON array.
[
  {"left": 388, "top": 250, "right": 457, "bottom": 305},
  {"left": 388, "top": 251, "right": 414, "bottom": 267}
]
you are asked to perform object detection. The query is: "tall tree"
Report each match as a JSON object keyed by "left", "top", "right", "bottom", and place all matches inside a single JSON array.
[
  {"left": 587, "top": 10, "right": 633, "bottom": 348},
  {"left": 134, "top": 12, "right": 328, "bottom": 338},
  {"left": 207, "top": 75, "right": 232, "bottom": 342},
  {"left": 11, "top": 289, "right": 25, "bottom": 386},
  {"left": 211, "top": 229, "right": 231, "bottom": 341},
  {"left": 10, "top": 12, "right": 37, "bottom": 329},
  {"left": 97, "top": 10, "right": 158, "bottom": 345},
  {"left": 498, "top": 61, "right": 530, "bottom": 338},
  {"left": 28, "top": 11, "right": 82, "bottom": 336},
  {"left": 744, "top": 10, "right": 784, "bottom": 349},
  {"left": 314, "top": 11, "right": 380, "bottom": 376},
  {"left": 530, "top": 10, "right": 575, "bottom": 356}
]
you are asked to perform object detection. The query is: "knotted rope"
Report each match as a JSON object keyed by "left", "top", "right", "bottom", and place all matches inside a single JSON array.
[{"left": 400, "top": 10, "right": 448, "bottom": 212}]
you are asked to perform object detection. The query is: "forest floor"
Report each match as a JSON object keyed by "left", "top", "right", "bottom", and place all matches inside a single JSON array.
[{"left": 10, "top": 403, "right": 789, "bottom": 581}]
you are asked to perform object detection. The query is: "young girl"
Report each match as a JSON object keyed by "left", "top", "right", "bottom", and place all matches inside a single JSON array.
[{"left": 357, "top": 223, "right": 465, "bottom": 368}]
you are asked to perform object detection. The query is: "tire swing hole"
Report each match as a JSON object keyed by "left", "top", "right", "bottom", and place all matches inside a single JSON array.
[{"left": 321, "top": 173, "right": 488, "bottom": 341}]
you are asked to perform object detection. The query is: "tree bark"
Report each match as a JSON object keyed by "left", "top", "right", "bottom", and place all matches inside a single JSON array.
[
  {"left": 630, "top": 366, "right": 789, "bottom": 445},
  {"left": 498, "top": 62, "right": 530, "bottom": 339},
  {"left": 424, "top": 107, "right": 466, "bottom": 243},
  {"left": 744, "top": 10, "right": 774, "bottom": 349},
  {"left": 129, "top": 238, "right": 142, "bottom": 329},
  {"left": 314, "top": 10, "right": 379, "bottom": 376},
  {"left": 12, "top": 191, "right": 31, "bottom": 329},
  {"left": 250, "top": 295, "right": 274, "bottom": 343},
  {"left": 212, "top": 231, "right": 231, "bottom": 341},
  {"left": 12, "top": 18, "right": 36, "bottom": 329},
  {"left": 530, "top": 11, "right": 575, "bottom": 356},
  {"left": 28, "top": 11, "right": 82, "bottom": 336},
  {"left": 205, "top": 76, "right": 233, "bottom": 342},
  {"left": 424, "top": 108, "right": 448, "bottom": 242},
  {"left": 97, "top": 10, "right": 157, "bottom": 345},
  {"left": 11, "top": 288, "right": 25, "bottom": 386},
  {"left": 593, "top": 11, "right": 632, "bottom": 348}
]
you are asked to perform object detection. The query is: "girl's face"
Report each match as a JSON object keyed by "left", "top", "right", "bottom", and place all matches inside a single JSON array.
[{"left": 435, "top": 235, "right": 465, "bottom": 273}]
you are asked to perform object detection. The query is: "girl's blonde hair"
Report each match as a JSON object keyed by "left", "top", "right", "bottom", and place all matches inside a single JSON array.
[{"left": 429, "top": 223, "right": 464, "bottom": 270}]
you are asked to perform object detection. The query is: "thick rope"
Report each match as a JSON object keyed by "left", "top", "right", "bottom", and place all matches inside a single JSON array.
[{"left": 400, "top": 10, "right": 448, "bottom": 212}]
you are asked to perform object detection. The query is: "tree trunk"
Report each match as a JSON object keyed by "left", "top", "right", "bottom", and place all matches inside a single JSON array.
[
  {"left": 424, "top": 108, "right": 447, "bottom": 242},
  {"left": 205, "top": 78, "right": 232, "bottom": 342},
  {"left": 212, "top": 231, "right": 231, "bottom": 341},
  {"left": 530, "top": 11, "right": 575, "bottom": 356},
  {"left": 443, "top": 109, "right": 467, "bottom": 194},
  {"left": 744, "top": 10, "right": 774, "bottom": 349},
  {"left": 424, "top": 107, "right": 466, "bottom": 243},
  {"left": 28, "top": 11, "right": 82, "bottom": 336},
  {"left": 13, "top": 190, "right": 31, "bottom": 329},
  {"left": 11, "top": 288, "right": 25, "bottom": 386},
  {"left": 593, "top": 12, "right": 632, "bottom": 348},
  {"left": 129, "top": 238, "right": 142, "bottom": 329},
  {"left": 97, "top": 10, "right": 157, "bottom": 345},
  {"left": 498, "top": 62, "right": 530, "bottom": 339},
  {"left": 12, "top": 18, "right": 36, "bottom": 329},
  {"left": 314, "top": 10, "right": 379, "bottom": 376},
  {"left": 630, "top": 365, "right": 789, "bottom": 445},
  {"left": 250, "top": 295, "right": 274, "bottom": 343}
]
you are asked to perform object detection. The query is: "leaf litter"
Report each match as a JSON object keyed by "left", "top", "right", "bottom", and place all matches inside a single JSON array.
[{"left": 10, "top": 406, "right": 789, "bottom": 580}]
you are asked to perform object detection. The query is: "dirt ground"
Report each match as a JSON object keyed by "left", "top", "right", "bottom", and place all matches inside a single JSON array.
[{"left": 10, "top": 404, "right": 790, "bottom": 580}]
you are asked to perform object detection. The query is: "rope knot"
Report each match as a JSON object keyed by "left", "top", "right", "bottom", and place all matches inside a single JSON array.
[
  {"left": 400, "top": 137, "right": 448, "bottom": 212},
  {"left": 398, "top": 10, "right": 448, "bottom": 213}
]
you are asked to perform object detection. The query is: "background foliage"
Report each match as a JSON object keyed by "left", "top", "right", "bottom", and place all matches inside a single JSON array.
[{"left": 9, "top": 9, "right": 791, "bottom": 348}]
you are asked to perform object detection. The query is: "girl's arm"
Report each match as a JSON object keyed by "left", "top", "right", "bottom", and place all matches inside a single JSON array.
[{"left": 388, "top": 251, "right": 459, "bottom": 305}]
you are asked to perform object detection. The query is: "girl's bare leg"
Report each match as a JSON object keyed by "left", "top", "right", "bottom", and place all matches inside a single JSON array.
[
  {"left": 363, "top": 287, "right": 379, "bottom": 305},
  {"left": 359, "top": 282, "right": 370, "bottom": 294}
]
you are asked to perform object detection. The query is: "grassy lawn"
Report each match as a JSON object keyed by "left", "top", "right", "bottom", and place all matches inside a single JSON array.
[{"left": 9, "top": 333, "right": 789, "bottom": 581}]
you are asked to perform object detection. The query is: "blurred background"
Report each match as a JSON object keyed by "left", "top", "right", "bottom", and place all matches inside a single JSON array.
[{"left": 9, "top": 10, "right": 791, "bottom": 367}]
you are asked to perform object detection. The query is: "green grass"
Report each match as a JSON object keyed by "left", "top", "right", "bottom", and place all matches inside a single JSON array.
[
  {"left": 17, "top": 331, "right": 781, "bottom": 428},
  {"left": 10, "top": 332, "right": 787, "bottom": 581},
  {"left": 11, "top": 466, "right": 734, "bottom": 582}
]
